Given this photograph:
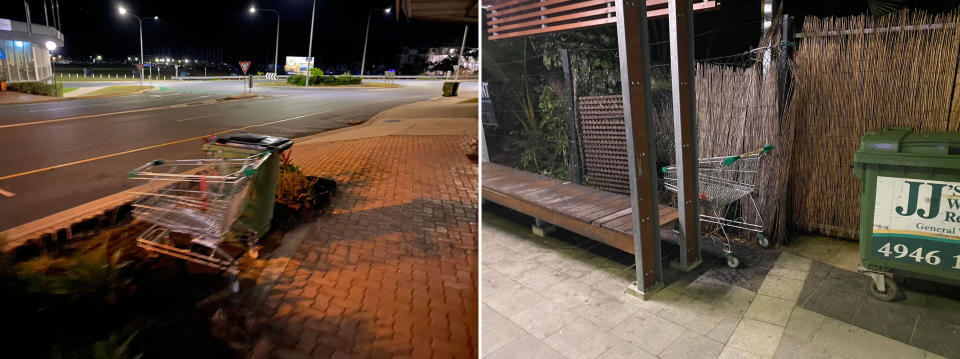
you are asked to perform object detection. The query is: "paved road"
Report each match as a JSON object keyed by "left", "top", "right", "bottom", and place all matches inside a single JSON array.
[{"left": 0, "top": 80, "right": 477, "bottom": 231}]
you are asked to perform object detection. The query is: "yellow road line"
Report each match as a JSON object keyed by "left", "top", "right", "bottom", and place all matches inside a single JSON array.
[{"left": 0, "top": 188, "right": 14, "bottom": 197}]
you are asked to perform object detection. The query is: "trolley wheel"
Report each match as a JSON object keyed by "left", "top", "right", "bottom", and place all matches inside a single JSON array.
[
  {"left": 246, "top": 245, "right": 261, "bottom": 259},
  {"left": 726, "top": 256, "right": 740, "bottom": 269},
  {"left": 869, "top": 276, "right": 900, "bottom": 302},
  {"left": 757, "top": 234, "right": 770, "bottom": 248}
]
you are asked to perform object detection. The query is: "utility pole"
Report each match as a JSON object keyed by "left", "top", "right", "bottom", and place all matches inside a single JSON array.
[
  {"left": 305, "top": 0, "right": 316, "bottom": 87},
  {"left": 453, "top": 25, "right": 468, "bottom": 82}
]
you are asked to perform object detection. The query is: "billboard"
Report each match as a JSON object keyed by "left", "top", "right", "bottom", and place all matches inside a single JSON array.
[{"left": 284, "top": 56, "right": 314, "bottom": 74}]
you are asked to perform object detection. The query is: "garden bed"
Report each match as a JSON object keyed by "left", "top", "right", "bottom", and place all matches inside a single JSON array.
[{"left": 0, "top": 170, "right": 337, "bottom": 358}]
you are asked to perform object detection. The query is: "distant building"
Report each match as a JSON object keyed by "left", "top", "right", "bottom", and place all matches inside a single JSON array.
[{"left": 0, "top": 18, "right": 64, "bottom": 83}]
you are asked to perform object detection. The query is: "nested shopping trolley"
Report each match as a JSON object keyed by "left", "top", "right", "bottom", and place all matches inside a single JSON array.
[
  {"left": 662, "top": 145, "right": 773, "bottom": 268},
  {"left": 128, "top": 155, "right": 269, "bottom": 275}
]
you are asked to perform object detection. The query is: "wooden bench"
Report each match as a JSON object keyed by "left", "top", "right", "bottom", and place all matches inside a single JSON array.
[{"left": 482, "top": 163, "right": 679, "bottom": 254}]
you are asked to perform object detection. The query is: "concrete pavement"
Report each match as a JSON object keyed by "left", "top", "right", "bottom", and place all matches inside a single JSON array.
[
  {"left": 481, "top": 206, "right": 953, "bottom": 359},
  {"left": 0, "top": 80, "right": 476, "bottom": 231}
]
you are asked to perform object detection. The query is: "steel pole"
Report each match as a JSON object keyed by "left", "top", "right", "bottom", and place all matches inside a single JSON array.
[
  {"left": 274, "top": 12, "right": 280, "bottom": 75},
  {"left": 305, "top": 0, "right": 316, "bottom": 87},
  {"left": 43, "top": 0, "right": 49, "bottom": 26},
  {"left": 668, "top": 0, "right": 702, "bottom": 271},
  {"left": 55, "top": 0, "right": 61, "bottom": 31},
  {"left": 453, "top": 24, "right": 468, "bottom": 81},
  {"left": 138, "top": 17, "right": 144, "bottom": 87},
  {"left": 360, "top": 12, "right": 372, "bottom": 77},
  {"left": 614, "top": 0, "right": 663, "bottom": 299}
]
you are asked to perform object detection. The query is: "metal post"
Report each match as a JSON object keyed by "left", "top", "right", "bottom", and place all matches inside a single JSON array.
[
  {"left": 274, "top": 12, "right": 280, "bottom": 75},
  {"left": 305, "top": 0, "right": 316, "bottom": 87},
  {"left": 777, "top": 15, "right": 793, "bottom": 119},
  {"left": 55, "top": 0, "right": 61, "bottom": 31},
  {"left": 24, "top": 1, "right": 32, "bottom": 35},
  {"left": 360, "top": 12, "right": 372, "bottom": 77},
  {"left": 43, "top": 0, "right": 49, "bottom": 26},
  {"left": 668, "top": 0, "right": 702, "bottom": 271},
  {"left": 454, "top": 25, "right": 469, "bottom": 82},
  {"left": 561, "top": 48, "right": 583, "bottom": 184},
  {"left": 138, "top": 17, "right": 144, "bottom": 87},
  {"left": 614, "top": 0, "right": 663, "bottom": 299}
]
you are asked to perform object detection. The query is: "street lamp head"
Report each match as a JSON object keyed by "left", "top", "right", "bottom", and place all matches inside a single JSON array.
[
  {"left": 153, "top": 16, "right": 159, "bottom": 20},
  {"left": 45, "top": 41, "right": 57, "bottom": 51},
  {"left": 384, "top": 7, "right": 391, "bottom": 14},
  {"left": 97, "top": 55, "right": 103, "bottom": 60},
  {"left": 118, "top": 6, "right": 127, "bottom": 15},
  {"left": 249, "top": 7, "right": 256, "bottom": 14}
]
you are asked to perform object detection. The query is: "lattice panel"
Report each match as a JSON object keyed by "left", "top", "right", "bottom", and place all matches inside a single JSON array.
[{"left": 578, "top": 95, "right": 630, "bottom": 194}]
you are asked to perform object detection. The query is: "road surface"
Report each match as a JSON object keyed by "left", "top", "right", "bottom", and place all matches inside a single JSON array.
[{"left": 0, "top": 80, "right": 477, "bottom": 231}]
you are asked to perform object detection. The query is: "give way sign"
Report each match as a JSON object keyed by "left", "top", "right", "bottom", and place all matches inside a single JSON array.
[{"left": 239, "top": 61, "right": 251, "bottom": 75}]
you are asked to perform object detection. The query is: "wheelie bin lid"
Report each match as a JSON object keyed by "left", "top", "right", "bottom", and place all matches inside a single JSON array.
[
  {"left": 854, "top": 127, "right": 960, "bottom": 172},
  {"left": 215, "top": 133, "right": 293, "bottom": 152}
]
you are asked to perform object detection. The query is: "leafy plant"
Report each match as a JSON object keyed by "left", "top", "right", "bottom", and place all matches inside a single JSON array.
[
  {"left": 92, "top": 331, "right": 142, "bottom": 359},
  {"left": 867, "top": 0, "right": 903, "bottom": 18},
  {"left": 18, "top": 241, "right": 135, "bottom": 305},
  {"left": 8, "top": 81, "right": 63, "bottom": 97},
  {"left": 310, "top": 68, "right": 325, "bottom": 77}
]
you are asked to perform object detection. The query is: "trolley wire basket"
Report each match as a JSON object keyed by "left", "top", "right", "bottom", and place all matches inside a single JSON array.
[
  {"left": 128, "top": 155, "right": 268, "bottom": 274},
  {"left": 662, "top": 145, "right": 773, "bottom": 267}
]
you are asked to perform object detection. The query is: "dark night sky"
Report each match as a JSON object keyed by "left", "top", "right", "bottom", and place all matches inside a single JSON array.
[{"left": 2, "top": 0, "right": 478, "bottom": 70}]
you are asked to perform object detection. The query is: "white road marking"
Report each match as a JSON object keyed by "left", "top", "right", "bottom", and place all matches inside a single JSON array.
[
  {"left": 0, "top": 188, "right": 14, "bottom": 197},
  {"left": 177, "top": 114, "right": 220, "bottom": 122},
  {"left": 149, "top": 93, "right": 183, "bottom": 98},
  {"left": 28, "top": 107, "right": 71, "bottom": 112}
]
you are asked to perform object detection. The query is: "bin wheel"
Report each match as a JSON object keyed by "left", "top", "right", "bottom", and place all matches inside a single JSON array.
[
  {"left": 869, "top": 276, "right": 900, "bottom": 302},
  {"left": 726, "top": 256, "right": 740, "bottom": 269},
  {"left": 757, "top": 234, "right": 770, "bottom": 248}
]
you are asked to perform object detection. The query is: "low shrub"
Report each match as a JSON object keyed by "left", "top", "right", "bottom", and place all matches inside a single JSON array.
[
  {"left": 8, "top": 81, "right": 63, "bottom": 96},
  {"left": 287, "top": 73, "right": 361, "bottom": 86},
  {"left": 309, "top": 68, "right": 324, "bottom": 77},
  {"left": 286, "top": 75, "right": 305, "bottom": 85}
]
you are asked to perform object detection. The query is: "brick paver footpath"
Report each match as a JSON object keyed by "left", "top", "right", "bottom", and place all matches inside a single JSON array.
[{"left": 242, "top": 95, "right": 478, "bottom": 359}]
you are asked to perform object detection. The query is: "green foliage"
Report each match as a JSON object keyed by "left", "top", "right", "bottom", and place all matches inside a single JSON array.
[
  {"left": 867, "top": 0, "right": 903, "bottom": 18},
  {"left": 8, "top": 81, "right": 63, "bottom": 97},
  {"left": 310, "top": 68, "right": 325, "bottom": 77},
  {"left": 307, "top": 74, "right": 362, "bottom": 86},
  {"left": 18, "top": 241, "right": 135, "bottom": 305},
  {"left": 286, "top": 75, "right": 305, "bottom": 85},
  {"left": 92, "top": 331, "right": 142, "bottom": 359},
  {"left": 536, "top": 28, "right": 621, "bottom": 97},
  {"left": 511, "top": 85, "right": 569, "bottom": 179}
]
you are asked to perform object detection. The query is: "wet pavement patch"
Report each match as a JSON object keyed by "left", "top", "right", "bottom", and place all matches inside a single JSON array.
[{"left": 797, "top": 262, "right": 960, "bottom": 358}]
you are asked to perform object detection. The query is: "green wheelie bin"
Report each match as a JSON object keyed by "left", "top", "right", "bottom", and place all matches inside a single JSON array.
[
  {"left": 853, "top": 127, "right": 960, "bottom": 301},
  {"left": 202, "top": 133, "right": 292, "bottom": 256}
]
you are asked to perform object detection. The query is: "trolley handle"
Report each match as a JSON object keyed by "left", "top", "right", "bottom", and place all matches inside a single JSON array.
[{"left": 723, "top": 145, "right": 774, "bottom": 166}]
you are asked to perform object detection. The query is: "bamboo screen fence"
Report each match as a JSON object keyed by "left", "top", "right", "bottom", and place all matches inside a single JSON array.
[{"left": 788, "top": 11, "right": 960, "bottom": 238}]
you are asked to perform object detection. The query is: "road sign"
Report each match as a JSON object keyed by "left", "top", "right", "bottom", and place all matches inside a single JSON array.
[
  {"left": 144, "top": 63, "right": 152, "bottom": 67},
  {"left": 135, "top": 64, "right": 143, "bottom": 72},
  {"left": 239, "top": 61, "right": 251, "bottom": 75}
]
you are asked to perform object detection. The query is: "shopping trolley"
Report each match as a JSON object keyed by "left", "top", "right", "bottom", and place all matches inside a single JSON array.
[
  {"left": 128, "top": 155, "right": 268, "bottom": 275},
  {"left": 662, "top": 145, "right": 773, "bottom": 268}
]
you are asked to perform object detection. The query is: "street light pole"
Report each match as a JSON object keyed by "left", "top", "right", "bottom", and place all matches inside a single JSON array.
[
  {"left": 360, "top": 7, "right": 390, "bottom": 78},
  {"left": 305, "top": 0, "right": 316, "bottom": 87},
  {"left": 119, "top": 6, "right": 156, "bottom": 87},
  {"left": 453, "top": 25, "right": 468, "bottom": 82},
  {"left": 137, "top": 16, "right": 144, "bottom": 86},
  {"left": 250, "top": 8, "right": 280, "bottom": 76}
]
